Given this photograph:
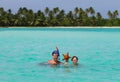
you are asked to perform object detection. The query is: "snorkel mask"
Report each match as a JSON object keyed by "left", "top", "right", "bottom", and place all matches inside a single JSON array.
[
  {"left": 52, "top": 50, "right": 60, "bottom": 60},
  {"left": 52, "top": 50, "right": 60, "bottom": 56}
]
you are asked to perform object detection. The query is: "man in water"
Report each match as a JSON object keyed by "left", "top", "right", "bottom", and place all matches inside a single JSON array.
[{"left": 48, "top": 47, "right": 62, "bottom": 65}]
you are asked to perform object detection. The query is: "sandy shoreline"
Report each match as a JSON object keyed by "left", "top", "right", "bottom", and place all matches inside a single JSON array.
[
  {"left": 4, "top": 26, "right": 120, "bottom": 28},
  {"left": 1, "top": 26, "right": 120, "bottom": 28}
]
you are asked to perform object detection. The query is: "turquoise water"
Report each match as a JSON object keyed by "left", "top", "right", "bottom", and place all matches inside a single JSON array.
[{"left": 0, "top": 27, "right": 120, "bottom": 82}]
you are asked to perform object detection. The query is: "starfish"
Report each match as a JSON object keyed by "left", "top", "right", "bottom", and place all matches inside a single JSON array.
[{"left": 62, "top": 52, "right": 71, "bottom": 62}]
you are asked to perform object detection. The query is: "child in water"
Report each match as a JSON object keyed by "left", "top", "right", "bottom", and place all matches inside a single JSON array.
[{"left": 71, "top": 56, "right": 78, "bottom": 65}]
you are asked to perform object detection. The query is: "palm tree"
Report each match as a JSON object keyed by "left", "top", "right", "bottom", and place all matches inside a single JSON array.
[
  {"left": 67, "top": 11, "right": 74, "bottom": 19},
  {"left": 82, "top": 11, "right": 88, "bottom": 26},
  {"left": 1, "top": 7, "right": 120, "bottom": 26},
  {"left": 56, "top": 10, "right": 65, "bottom": 25},
  {"left": 113, "top": 10, "right": 119, "bottom": 19},
  {"left": 23, "top": 7, "right": 28, "bottom": 13},
  {"left": 53, "top": 7, "right": 60, "bottom": 16},
  {"left": 107, "top": 10, "right": 114, "bottom": 26},
  {"left": 77, "top": 8, "right": 85, "bottom": 25},
  {"left": 34, "top": 10, "right": 46, "bottom": 26},
  {"left": 45, "top": 7, "right": 49, "bottom": 17},
  {"left": 107, "top": 10, "right": 113, "bottom": 19},
  {"left": 66, "top": 11, "right": 74, "bottom": 25},
  {"left": 85, "top": 8, "right": 89, "bottom": 13},
  {"left": 27, "top": 9, "right": 35, "bottom": 25},
  {"left": 74, "top": 7, "right": 79, "bottom": 18},
  {"left": 13, "top": 13, "right": 22, "bottom": 26},
  {"left": 7, "top": 9, "right": 15, "bottom": 26},
  {"left": 48, "top": 11, "right": 54, "bottom": 19},
  {"left": 96, "top": 12, "right": 103, "bottom": 26},
  {"left": 79, "top": 8, "right": 84, "bottom": 14},
  {"left": 89, "top": 7, "right": 95, "bottom": 16},
  {"left": 0, "top": 8, "right": 10, "bottom": 26},
  {"left": 96, "top": 12, "right": 102, "bottom": 20},
  {"left": 0, "top": 7, "right": 4, "bottom": 26},
  {"left": 0, "top": 7, "right": 4, "bottom": 16}
]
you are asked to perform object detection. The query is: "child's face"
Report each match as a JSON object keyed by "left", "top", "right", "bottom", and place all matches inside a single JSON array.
[{"left": 72, "top": 57, "right": 78, "bottom": 64}]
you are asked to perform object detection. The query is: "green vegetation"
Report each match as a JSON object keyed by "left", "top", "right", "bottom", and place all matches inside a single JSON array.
[{"left": 0, "top": 7, "right": 120, "bottom": 27}]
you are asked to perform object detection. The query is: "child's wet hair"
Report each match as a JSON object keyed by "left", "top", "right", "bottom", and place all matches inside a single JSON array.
[{"left": 71, "top": 56, "right": 78, "bottom": 61}]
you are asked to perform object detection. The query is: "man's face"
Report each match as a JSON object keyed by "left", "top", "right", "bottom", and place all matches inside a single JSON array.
[{"left": 52, "top": 54, "right": 58, "bottom": 61}]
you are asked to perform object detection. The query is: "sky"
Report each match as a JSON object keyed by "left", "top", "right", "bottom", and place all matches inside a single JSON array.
[{"left": 0, "top": 0, "right": 120, "bottom": 18}]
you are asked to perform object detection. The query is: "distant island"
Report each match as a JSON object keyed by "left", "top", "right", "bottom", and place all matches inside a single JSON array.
[{"left": 0, "top": 7, "right": 120, "bottom": 27}]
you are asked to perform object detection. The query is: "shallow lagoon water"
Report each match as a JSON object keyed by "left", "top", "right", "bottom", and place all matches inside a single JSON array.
[{"left": 0, "top": 27, "right": 120, "bottom": 82}]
